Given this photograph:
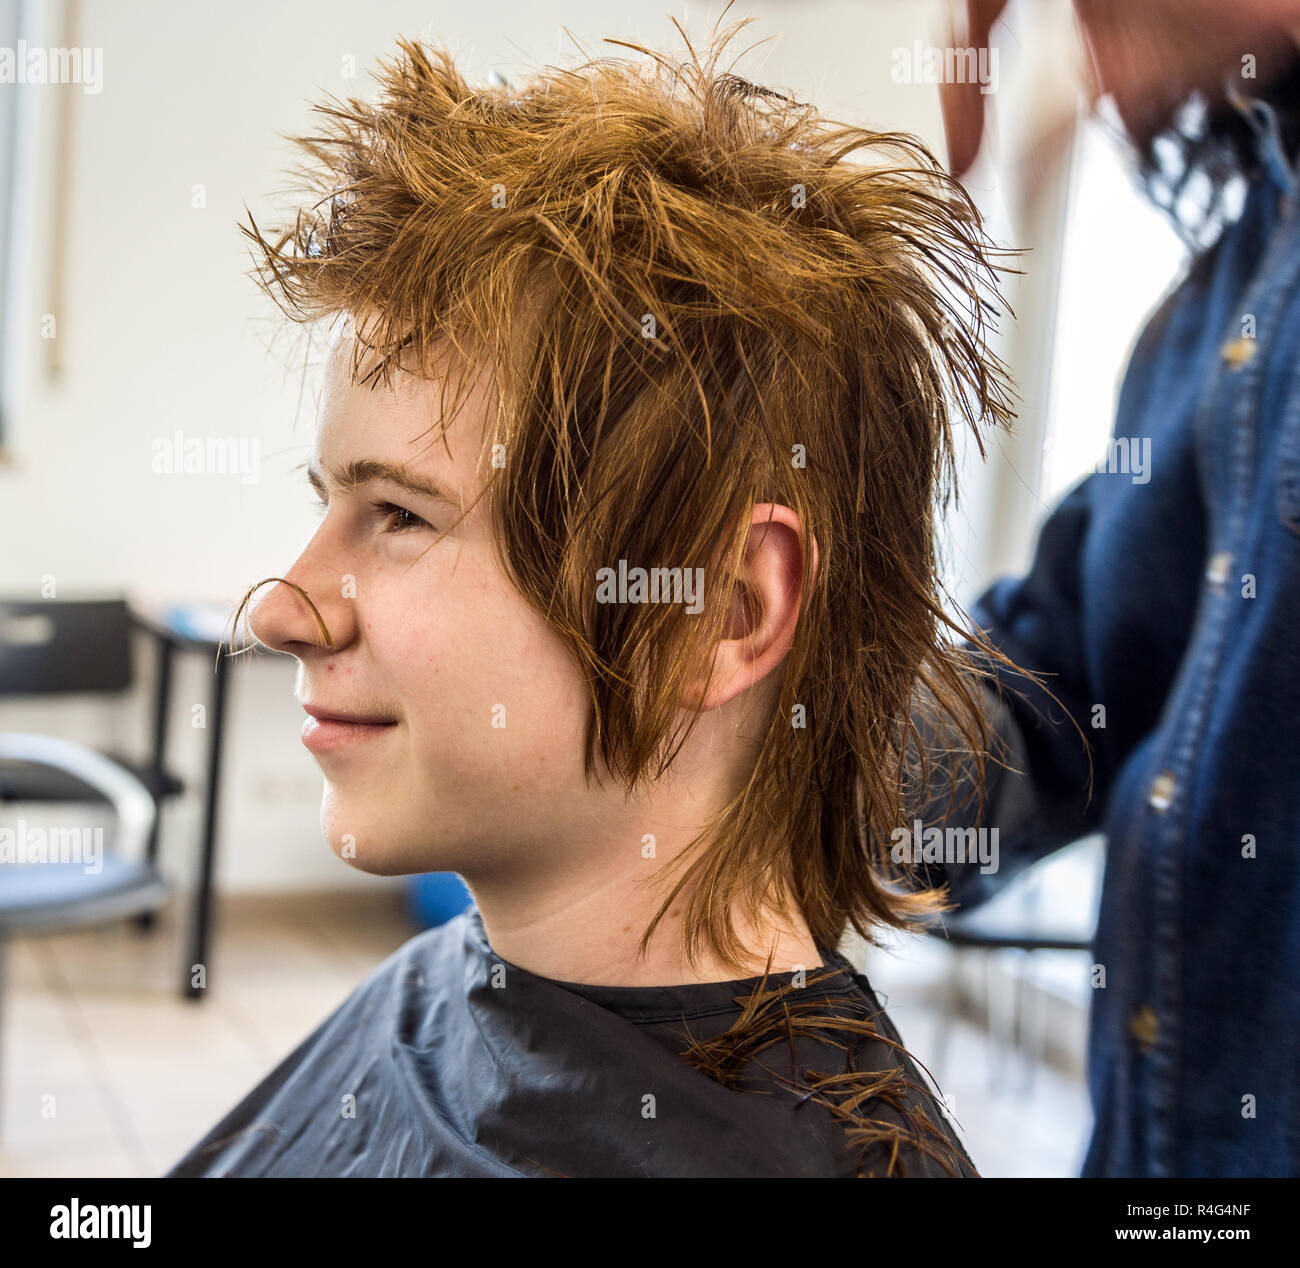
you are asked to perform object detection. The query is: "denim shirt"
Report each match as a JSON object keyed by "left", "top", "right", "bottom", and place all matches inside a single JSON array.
[{"left": 944, "top": 97, "right": 1300, "bottom": 1177}]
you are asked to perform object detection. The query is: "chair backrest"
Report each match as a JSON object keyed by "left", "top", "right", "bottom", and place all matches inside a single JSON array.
[
  {"left": 0, "top": 599, "right": 134, "bottom": 696},
  {"left": 0, "top": 731, "right": 156, "bottom": 853}
]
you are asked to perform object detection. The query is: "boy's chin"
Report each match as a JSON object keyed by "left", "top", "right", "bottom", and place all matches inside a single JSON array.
[
  {"left": 319, "top": 795, "right": 426, "bottom": 876},
  {"left": 327, "top": 840, "right": 415, "bottom": 876}
]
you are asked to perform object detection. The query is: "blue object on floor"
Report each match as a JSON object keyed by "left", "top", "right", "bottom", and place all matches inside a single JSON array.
[{"left": 407, "top": 872, "right": 473, "bottom": 929}]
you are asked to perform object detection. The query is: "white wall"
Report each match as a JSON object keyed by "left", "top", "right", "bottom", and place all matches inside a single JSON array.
[{"left": 1, "top": 0, "right": 1030, "bottom": 892}]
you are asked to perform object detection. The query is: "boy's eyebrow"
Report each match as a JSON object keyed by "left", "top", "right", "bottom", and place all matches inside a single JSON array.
[{"left": 307, "top": 458, "right": 459, "bottom": 506}]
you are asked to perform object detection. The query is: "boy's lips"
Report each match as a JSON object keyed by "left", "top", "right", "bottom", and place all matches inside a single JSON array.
[{"left": 300, "top": 703, "right": 399, "bottom": 754}]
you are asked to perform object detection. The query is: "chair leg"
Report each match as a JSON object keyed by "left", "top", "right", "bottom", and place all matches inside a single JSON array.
[
  {"left": 184, "top": 650, "right": 228, "bottom": 1000},
  {"left": 1024, "top": 952, "right": 1047, "bottom": 1093},
  {"left": 985, "top": 949, "right": 1003, "bottom": 1093},
  {"left": 136, "top": 630, "right": 176, "bottom": 937},
  {"left": 932, "top": 944, "right": 960, "bottom": 1081},
  {"left": 1012, "top": 948, "right": 1033, "bottom": 1093}
]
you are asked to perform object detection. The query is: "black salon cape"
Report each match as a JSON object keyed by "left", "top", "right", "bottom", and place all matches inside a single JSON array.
[{"left": 167, "top": 906, "right": 976, "bottom": 1177}]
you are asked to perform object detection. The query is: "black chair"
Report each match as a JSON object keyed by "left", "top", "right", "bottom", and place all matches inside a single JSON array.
[
  {"left": 2, "top": 597, "right": 245, "bottom": 1003},
  {"left": 0, "top": 599, "right": 184, "bottom": 867},
  {"left": 0, "top": 597, "right": 189, "bottom": 996}
]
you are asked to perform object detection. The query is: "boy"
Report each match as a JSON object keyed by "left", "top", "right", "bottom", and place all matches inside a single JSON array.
[{"left": 168, "top": 16, "right": 1015, "bottom": 1178}]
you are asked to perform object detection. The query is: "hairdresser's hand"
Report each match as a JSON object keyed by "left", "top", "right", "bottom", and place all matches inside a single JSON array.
[
  {"left": 939, "top": 0, "right": 1300, "bottom": 178},
  {"left": 938, "top": 0, "right": 1008, "bottom": 179}
]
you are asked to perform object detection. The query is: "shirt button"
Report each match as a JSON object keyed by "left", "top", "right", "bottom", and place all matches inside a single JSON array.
[
  {"left": 1206, "top": 550, "right": 1234, "bottom": 584},
  {"left": 1130, "top": 1005, "right": 1159, "bottom": 1055},
  {"left": 1148, "top": 770, "right": 1177, "bottom": 812},
  {"left": 1221, "top": 336, "right": 1258, "bottom": 368}
]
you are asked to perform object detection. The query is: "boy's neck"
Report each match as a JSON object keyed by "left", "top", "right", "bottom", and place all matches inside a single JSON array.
[{"left": 467, "top": 868, "right": 826, "bottom": 987}]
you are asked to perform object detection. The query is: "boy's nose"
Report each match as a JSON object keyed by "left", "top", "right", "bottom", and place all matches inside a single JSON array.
[{"left": 248, "top": 550, "right": 356, "bottom": 657}]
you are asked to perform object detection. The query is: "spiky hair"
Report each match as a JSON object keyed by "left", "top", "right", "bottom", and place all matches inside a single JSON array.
[{"left": 243, "top": 12, "right": 1019, "bottom": 977}]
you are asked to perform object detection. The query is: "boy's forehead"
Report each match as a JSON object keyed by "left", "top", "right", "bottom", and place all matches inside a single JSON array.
[{"left": 317, "top": 335, "right": 495, "bottom": 489}]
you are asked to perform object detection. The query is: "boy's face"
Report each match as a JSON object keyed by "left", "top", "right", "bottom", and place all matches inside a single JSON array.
[{"left": 251, "top": 335, "right": 611, "bottom": 877}]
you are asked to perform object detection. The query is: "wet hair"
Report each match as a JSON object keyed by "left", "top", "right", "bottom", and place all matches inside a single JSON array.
[{"left": 236, "top": 11, "right": 1039, "bottom": 1173}]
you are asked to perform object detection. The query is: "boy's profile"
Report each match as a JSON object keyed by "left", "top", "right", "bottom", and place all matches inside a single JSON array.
[{"left": 169, "top": 12, "right": 1016, "bottom": 1179}]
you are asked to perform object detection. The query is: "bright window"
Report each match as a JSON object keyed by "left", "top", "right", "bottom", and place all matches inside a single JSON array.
[{"left": 1040, "top": 114, "right": 1188, "bottom": 504}]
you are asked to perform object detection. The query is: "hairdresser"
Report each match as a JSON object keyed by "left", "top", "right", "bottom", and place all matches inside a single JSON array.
[{"left": 920, "top": 0, "right": 1300, "bottom": 1178}]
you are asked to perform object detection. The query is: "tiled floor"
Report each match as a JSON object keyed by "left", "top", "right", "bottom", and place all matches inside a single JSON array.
[
  {"left": 0, "top": 891, "right": 411, "bottom": 1177},
  {"left": 0, "top": 893, "right": 1091, "bottom": 1176}
]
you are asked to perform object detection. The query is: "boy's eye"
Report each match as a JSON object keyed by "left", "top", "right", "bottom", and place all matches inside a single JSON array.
[{"left": 371, "top": 500, "right": 432, "bottom": 534}]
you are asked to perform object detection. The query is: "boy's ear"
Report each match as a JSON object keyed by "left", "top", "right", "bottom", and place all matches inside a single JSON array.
[
  {"left": 722, "top": 577, "right": 766, "bottom": 642},
  {"left": 681, "top": 505, "right": 818, "bottom": 713}
]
